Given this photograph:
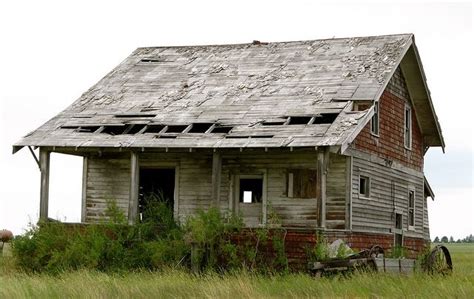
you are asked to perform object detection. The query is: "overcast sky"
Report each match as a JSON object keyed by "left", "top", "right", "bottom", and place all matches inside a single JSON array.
[{"left": 0, "top": 0, "right": 472, "bottom": 240}]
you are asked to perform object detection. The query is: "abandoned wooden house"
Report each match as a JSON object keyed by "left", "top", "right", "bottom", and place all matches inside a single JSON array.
[{"left": 14, "top": 34, "right": 444, "bottom": 262}]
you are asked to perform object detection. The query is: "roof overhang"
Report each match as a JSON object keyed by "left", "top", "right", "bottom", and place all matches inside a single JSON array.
[
  {"left": 399, "top": 38, "right": 445, "bottom": 151},
  {"left": 424, "top": 176, "right": 435, "bottom": 200}
]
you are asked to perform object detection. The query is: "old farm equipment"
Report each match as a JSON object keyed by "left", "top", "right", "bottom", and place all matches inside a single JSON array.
[{"left": 308, "top": 245, "right": 452, "bottom": 276}]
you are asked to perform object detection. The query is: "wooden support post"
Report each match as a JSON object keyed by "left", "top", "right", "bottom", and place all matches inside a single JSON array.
[
  {"left": 211, "top": 152, "right": 222, "bottom": 207},
  {"left": 39, "top": 148, "right": 50, "bottom": 220},
  {"left": 81, "top": 157, "right": 88, "bottom": 223},
  {"left": 317, "top": 149, "right": 327, "bottom": 228},
  {"left": 128, "top": 151, "right": 140, "bottom": 224}
]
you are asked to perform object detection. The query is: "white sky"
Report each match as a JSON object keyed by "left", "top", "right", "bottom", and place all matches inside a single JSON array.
[{"left": 0, "top": 0, "right": 472, "bottom": 240}]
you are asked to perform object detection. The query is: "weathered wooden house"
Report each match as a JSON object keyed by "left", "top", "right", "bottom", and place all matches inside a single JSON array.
[{"left": 14, "top": 34, "right": 443, "bottom": 260}]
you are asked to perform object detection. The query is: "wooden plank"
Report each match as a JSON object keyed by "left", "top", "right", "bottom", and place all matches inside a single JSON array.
[
  {"left": 128, "top": 152, "right": 140, "bottom": 224},
  {"left": 211, "top": 152, "right": 222, "bottom": 206},
  {"left": 39, "top": 148, "right": 50, "bottom": 220},
  {"left": 81, "top": 156, "right": 88, "bottom": 223}
]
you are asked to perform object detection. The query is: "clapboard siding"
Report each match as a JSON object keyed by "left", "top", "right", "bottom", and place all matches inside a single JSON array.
[
  {"left": 326, "top": 153, "right": 347, "bottom": 229},
  {"left": 351, "top": 152, "right": 425, "bottom": 238},
  {"left": 85, "top": 156, "right": 131, "bottom": 222}
]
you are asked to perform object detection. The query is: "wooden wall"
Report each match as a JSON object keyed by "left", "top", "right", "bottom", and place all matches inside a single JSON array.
[{"left": 83, "top": 149, "right": 347, "bottom": 229}]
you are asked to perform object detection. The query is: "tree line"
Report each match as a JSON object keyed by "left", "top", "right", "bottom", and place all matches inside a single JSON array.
[{"left": 433, "top": 234, "right": 473, "bottom": 243}]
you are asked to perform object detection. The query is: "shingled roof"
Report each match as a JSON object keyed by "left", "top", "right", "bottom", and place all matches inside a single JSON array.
[{"left": 13, "top": 33, "right": 444, "bottom": 153}]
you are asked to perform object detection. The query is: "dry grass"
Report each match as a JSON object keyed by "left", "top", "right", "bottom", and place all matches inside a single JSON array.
[{"left": 1, "top": 243, "right": 473, "bottom": 298}]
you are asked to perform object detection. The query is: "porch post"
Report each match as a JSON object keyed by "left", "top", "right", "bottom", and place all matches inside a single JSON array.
[
  {"left": 39, "top": 148, "right": 50, "bottom": 220},
  {"left": 317, "top": 148, "right": 327, "bottom": 228},
  {"left": 211, "top": 151, "right": 222, "bottom": 207},
  {"left": 128, "top": 151, "right": 140, "bottom": 224}
]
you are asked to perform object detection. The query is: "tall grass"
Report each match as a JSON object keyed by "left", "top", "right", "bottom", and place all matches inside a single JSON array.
[{"left": 1, "top": 244, "right": 473, "bottom": 298}]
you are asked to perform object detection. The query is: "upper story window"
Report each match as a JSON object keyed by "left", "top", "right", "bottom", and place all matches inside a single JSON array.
[
  {"left": 404, "top": 105, "right": 412, "bottom": 149},
  {"left": 371, "top": 101, "right": 379, "bottom": 136}
]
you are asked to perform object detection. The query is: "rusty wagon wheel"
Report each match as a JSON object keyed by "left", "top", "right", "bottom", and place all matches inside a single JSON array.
[
  {"left": 368, "top": 245, "right": 384, "bottom": 258},
  {"left": 426, "top": 245, "right": 453, "bottom": 275}
]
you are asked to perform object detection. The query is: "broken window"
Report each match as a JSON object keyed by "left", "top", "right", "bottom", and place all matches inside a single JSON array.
[
  {"left": 188, "top": 123, "right": 214, "bottom": 133},
  {"left": 165, "top": 125, "right": 188, "bottom": 133},
  {"left": 404, "top": 105, "right": 412, "bottom": 149},
  {"left": 287, "top": 169, "right": 317, "bottom": 198},
  {"left": 239, "top": 178, "right": 263, "bottom": 203},
  {"left": 371, "top": 102, "right": 379, "bottom": 135},
  {"left": 312, "top": 113, "right": 339, "bottom": 124},
  {"left": 408, "top": 189, "right": 415, "bottom": 229},
  {"left": 359, "top": 175, "right": 370, "bottom": 198},
  {"left": 211, "top": 126, "right": 233, "bottom": 133},
  {"left": 288, "top": 116, "right": 312, "bottom": 125}
]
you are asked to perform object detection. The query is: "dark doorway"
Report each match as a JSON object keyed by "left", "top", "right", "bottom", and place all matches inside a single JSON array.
[{"left": 138, "top": 168, "right": 175, "bottom": 222}]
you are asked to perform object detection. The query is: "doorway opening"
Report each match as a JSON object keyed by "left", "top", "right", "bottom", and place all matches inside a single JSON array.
[{"left": 138, "top": 168, "right": 175, "bottom": 222}]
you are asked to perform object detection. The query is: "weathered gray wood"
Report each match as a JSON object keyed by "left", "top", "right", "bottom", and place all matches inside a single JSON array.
[
  {"left": 81, "top": 157, "right": 88, "bottom": 222},
  {"left": 128, "top": 152, "right": 140, "bottom": 224},
  {"left": 211, "top": 152, "right": 222, "bottom": 206},
  {"left": 317, "top": 149, "right": 326, "bottom": 228},
  {"left": 39, "top": 148, "right": 50, "bottom": 220}
]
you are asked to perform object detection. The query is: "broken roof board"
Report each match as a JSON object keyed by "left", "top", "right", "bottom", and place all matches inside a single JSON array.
[{"left": 13, "top": 34, "right": 443, "bottom": 152}]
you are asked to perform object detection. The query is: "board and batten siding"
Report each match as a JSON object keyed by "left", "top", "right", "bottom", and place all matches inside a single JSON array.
[
  {"left": 350, "top": 151, "right": 425, "bottom": 238},
  {"left": 325, "top": 153, "right": 347, "bottom": 229}
]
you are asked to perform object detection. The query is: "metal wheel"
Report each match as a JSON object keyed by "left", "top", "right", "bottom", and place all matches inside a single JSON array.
[
  {"left": 368, "top": 245, "right": 385, "bottom": 258},
  {"left": 426, "top": 245, "right": 453, "bottom": 275}
]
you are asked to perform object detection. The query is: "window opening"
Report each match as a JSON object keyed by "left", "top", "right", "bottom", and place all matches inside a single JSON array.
[
  {"left": 408, "top": 190, "right": 415, "bottom": 229},
  {"left": 395, "top": 212, "right": 403, "bottom": 247},
  {"left": 165, "top": 125, "right": 188, "bottom": 133},
  {"left": 288, "top": 116, "right": 312, "bottom": 125},
  {"left": 404, "top": 106, "right": 412, "bottom": 149},
  {"left": 287, "top": 169, "right": 317, "bottom": 198},
  {"left": 371, "top": 102, "right": 379, "bottom": 135},
  {"left": 211, "top": 126, "right": 233, "bottom": 133},
  {"left": 188, "top": 123, "right": 214, "bottom": 133},
  {"left": 359, "top": 176, "right": 370, "bottom": 198},
  {"left": 312, "top": 113, "right": 339, "bottom": 124},
  {"left": 239, "top": 178, "right": 263, "bottom": 203}
]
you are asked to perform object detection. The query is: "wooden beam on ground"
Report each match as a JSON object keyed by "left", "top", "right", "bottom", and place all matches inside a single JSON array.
[
  {"left": 211, "top": 151, "right": 222, "bottom": 207},
  {"left": 39, "top": 148, "right": 50, "bottom": 220},
  {"left": 128, "top": 151, "right": 140, "bottom": 224}
]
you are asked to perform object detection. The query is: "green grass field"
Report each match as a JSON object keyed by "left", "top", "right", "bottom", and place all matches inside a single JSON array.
[{"left": 1, "top": 243, "right": 473, "bottom": 298}]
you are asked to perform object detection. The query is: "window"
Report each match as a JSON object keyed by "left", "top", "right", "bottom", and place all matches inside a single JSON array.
[
  {"left": 371, "top": 101, "right": 379, "bottom": 135},
  {"left": 239, "top": 178, "right": 263, "bottom": 203},
  {"left": 287, "top": 169, "right": 317, "bottom": 198},
  {"left": 408, "top": 189, "right": 415, "bottom": 230},
  {"left": 404, "top": 106, "right": 412, "bottom": 149},
  {"left": 359, "top": 176, "right": 370, "bottom": 198}
]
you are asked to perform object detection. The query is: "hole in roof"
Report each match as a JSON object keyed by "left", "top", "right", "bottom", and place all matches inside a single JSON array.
[
  {"left": 115, "top": 114, "right": 156, "bottom": 118},
  {"left": 124, "top": 124, "right": 147, "bottom": 134},
  {"left": 165, "top": 125, "right": 188, "bottom": 133},
  {"left": 61, "top": 125, "right": 80, "bottom": 129},
  {"left": 102, "top": 126, "right": 126, "bottom": 135},
  {"left": 313, "top": 113, "right": 339, "bottom": 124},
  {"left": 144, "top": 125, "right": 165, "bottom": 133},
  {"left": 225, "top": 135, "right": 274, "bottom": 139},
  {"left": 188, "top": 123, "right": 214, "bottom": 133},
  {"left": 225, "top": 136, "right": 249, "bottom": 139},
  {"left": 211, "top": 126, "right": 233, "bottom": 133},
  {"left": 157, "top": 135, "right": 177, "bottom": 139},
  {"left": 140, "top": 58, "right": 160, "bottom": 63},
  {"left": 77, "top": 126, "right": 101, "bottom": 133},
  {"left": 288, "top": 116, "right": 312, "bottom": 125}
]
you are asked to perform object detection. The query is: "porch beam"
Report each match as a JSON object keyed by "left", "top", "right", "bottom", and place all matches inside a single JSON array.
[
  {"left": 39, "top": 148, "right": 50, "bottom": 220},
  {"left": 128, "top": 151, "right": 140, "bottom": 224},
  {"left": 211, "top": 151, "right": 222, "bottom": 206},
  {"left": 317, "top": 148, "right": 327, "bottom": 228}
]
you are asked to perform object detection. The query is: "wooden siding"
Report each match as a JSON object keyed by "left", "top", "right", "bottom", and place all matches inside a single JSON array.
[
  {"left": 326, "top": 154, "right": 347, "bottom": 229},
  {"left": 354, "top": 67, "right": 424, "bottom": 171},
  {"left": 351, "top": 151, "right": 426, "bottom": 239}
]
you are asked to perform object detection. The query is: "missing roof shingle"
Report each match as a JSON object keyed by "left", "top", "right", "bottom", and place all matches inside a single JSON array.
[
  {"left": 77, "top": 126, "right": 101, "bottom": 133},
  {"left": 211, "top": 126, "right": 233, "bottom": 133},
  {"left": 144, "top": 125, "right": 165, "bottom": 133},
  {"left": 102, "top": 126, "right": 126, "bottom": 135},
  {"left": 261, "top": 121, "right": 287, "bottom": 126},
  {"left": 156, "top": 135, "right": 177, "bottom": 139},
  {"left": 165, "top": 125, "right": 188, "bottom": 133},
  {"left": 288, "top": 116, "right": 312, "bottom": 125},
  {"left": 312, "top": 113, "right": 339, "bottom": 124},
  {"left": 115, "top": 114, "right": 156, "bottom": 118},
  {"left": 188, "top": 123, "right": 214, "bottom": 133},
  {"left": 226, "top": 135, "right": 273, "bottom": 139},
  {"left": 124, "top": 124, "right": 147, "bottom": 134},
  {"left": 140, "top": 58, "right": 160, "bottom": 63}
]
